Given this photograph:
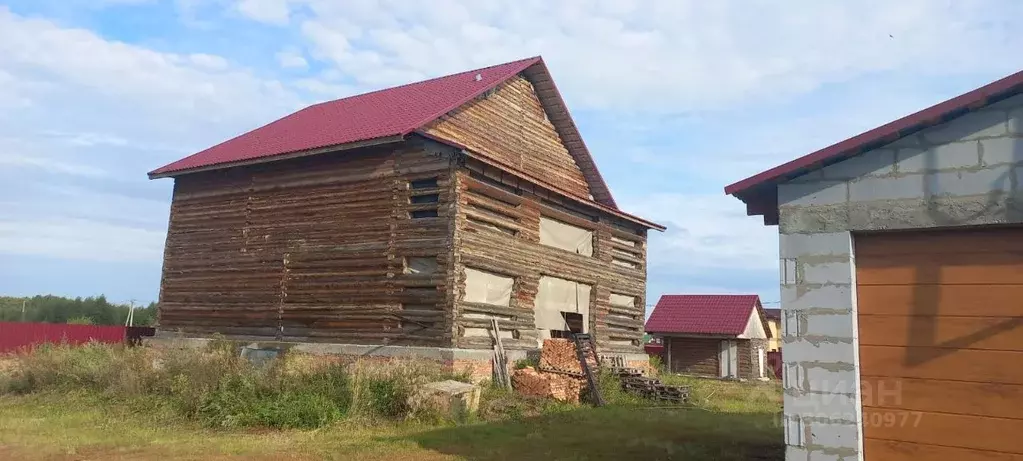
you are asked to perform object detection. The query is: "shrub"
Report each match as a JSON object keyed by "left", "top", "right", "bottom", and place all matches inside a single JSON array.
[
  {"left": 648, "top": 355, "right": 665, "bottom": 375},
  {"left": 513, "top": 356, "right": 538, "bottom": 370},
  {"left": 0, "top": 343, "right": 469, "bottom": 429}
]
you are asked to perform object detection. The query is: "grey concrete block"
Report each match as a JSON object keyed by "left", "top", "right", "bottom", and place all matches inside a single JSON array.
[
  {"left": 785, "top": 418, "right": 807, "bottom": 448},
  {"left": 785, "top": 391, "right": 858, "bottom": 422},
  {"left": 845, "top": 193, "right": 1023, "bottom": 231},
  {"left": 786, "top": 446, "right": 810, "bottom": 460},
  {"left": 780, "top": 232, "right": 851, "bottom": 259},
  {"left": 924, "top": 167, "right": 1013, "bottom": 197},
  {"left": 986, "top": 93, "right": 1023, "bottom": 111},
  {"left": 920, "top": 110, "right": 1007, "bottom": 144},
  {"left": 779, "top": 204, "right": 851, "bottom": 235},
  {"left": 802, "top": 260, "right": 853, "bottom": 285},
  {"left": 808, "top": 453, "right": 841, "bottom": 461},
  {"left": 779, "top": 182, "right": 848, "bottom": 207},
  {"left": 804, "top": 312, "right": 856, "bottom": 338},
  {"left": 896, "top": 142, "right": 980, "bottom": 173},
  {"left": 806, "top": 367, "right": 858, "bottom": 395},
  {"left": 980, "top": 137, "right": 1023, "bottom": 165},
  {"left": 781, "top": 285, "right": 854, "bottom": 311},
  {"left": 783, "top": 339, "right": 856, "bottom": 364},
  {"left": 807, "top": 420, "right": 860, "bottom": 450},
  {"left": 821, "top": 149, "right": 895, "bottom": 180},
  {"left": 1009, "top": 108, "right": 1023, "bottom": 135},
  {"left": 849, "top": 174, "right": 925, "bottom": 202},
  {"left": 928, "top": 165, "right": 1014, "bottom": 196}
]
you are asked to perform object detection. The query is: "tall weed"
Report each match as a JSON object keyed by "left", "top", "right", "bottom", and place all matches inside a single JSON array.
[{"left": 0, "top": 343, "right": 468, "bottom": 429}]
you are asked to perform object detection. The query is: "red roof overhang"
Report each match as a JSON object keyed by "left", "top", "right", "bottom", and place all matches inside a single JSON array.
[{"left": 724, "top": 69, "right": 1023, "bottom": 225}]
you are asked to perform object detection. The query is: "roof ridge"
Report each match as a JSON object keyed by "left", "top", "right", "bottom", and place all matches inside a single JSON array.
[{"left": 307, "top": 56, "right": 542, "bottom": 110}]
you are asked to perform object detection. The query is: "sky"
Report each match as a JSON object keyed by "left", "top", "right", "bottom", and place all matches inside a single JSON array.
[{"left": 0, "top": 1, "right": 1021, "bottom": 312}]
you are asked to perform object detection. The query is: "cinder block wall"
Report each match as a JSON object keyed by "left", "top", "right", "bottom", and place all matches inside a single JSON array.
[{"left": 776, "top": 94, "right": 1023, "bottom": 461}]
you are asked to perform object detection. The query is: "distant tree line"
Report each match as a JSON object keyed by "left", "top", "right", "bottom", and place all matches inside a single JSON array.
[{"left": 0, "top": 295, "right": 156, "bottom": 326}]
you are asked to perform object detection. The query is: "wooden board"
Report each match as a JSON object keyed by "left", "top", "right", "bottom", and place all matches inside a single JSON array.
[
  {"left": 864, "top": 438, "right": 1023, "bottom": 461},
  {"left": 855, "top": 229, "right": 1023, "bottom": 459},
  {"left": 859, "top": 376, "right": 1023, "bottom": 419}
]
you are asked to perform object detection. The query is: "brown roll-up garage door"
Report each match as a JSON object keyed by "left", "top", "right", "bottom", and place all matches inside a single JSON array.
[{"left": 856, "top": 228, "right": 1023, "bottom": 460}]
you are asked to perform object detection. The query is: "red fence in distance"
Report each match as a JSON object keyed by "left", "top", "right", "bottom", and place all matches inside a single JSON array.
[{"left": 0, "top": 322, "right": 126, "bottom": 354}]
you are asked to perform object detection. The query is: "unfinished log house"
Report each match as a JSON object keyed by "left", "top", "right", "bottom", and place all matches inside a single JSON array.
[{"left": 149, "top": 57, "right": 664, "bottom": 373}]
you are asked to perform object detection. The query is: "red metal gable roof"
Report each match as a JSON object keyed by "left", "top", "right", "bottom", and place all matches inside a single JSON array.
[
  {"left": 150, "top": 57, "right": 540, "bottom": 177},
  {"left": 645, "top": 294, "right": 761, "bottom": 336},
  {"left": 725, "top": 69, "right": 1023, "bottom": 225}
]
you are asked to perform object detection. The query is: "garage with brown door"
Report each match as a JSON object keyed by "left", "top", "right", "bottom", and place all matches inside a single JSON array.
[{"left": 856, "top": 228, "right": 1023, "bottom": 460}]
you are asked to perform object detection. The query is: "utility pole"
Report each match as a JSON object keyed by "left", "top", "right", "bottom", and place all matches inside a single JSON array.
[
  {"left": 21, "top": 299, "right": 26, "bottom": 322},
  {"left": 125, "top": 300, "right": 136, "bottom": 327}
]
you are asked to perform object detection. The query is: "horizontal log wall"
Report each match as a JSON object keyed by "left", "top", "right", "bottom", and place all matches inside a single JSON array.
[
  {"left": 452, "top": 160, "right": 648, "bottom": 353},
  {"left": 159, "top": 140, "right": 457, "bottom": 346},
  {"left": 422, "top": 75, "right": 592, "bottom": 202}
]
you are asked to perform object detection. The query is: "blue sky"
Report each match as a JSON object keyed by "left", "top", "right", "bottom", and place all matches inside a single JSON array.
[{"left": 1, "top": 1, "right": 1021, "bottom": 311}]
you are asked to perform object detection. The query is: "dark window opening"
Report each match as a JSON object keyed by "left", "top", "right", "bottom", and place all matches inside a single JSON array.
[
  {"left": 411, "top": 209, "right": 439, "bottom": 219},
  {"left": 410, "top": 178, "right": 438, "bottom": 189},
  {"left": 562, "top": 312, "right": 584, "bottom": 333},
  {"left": 410, "top": 194, "right": 440, "bottom": 204}
]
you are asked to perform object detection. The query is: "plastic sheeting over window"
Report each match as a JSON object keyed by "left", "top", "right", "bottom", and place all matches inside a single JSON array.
[
  {"left": 534, "top": 275, "right": 590, "bottom": 333},
  {"left": 463, "top": 267, "right": 513, "bottom": 307},
  {"left": 609, "top": 293, "right": 636, "bottom": 308},
  {"left": 539, "top": 217, "right": 593, "bottom": 256}
]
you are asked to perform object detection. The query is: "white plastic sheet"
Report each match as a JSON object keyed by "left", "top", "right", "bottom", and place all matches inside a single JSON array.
[
  {"left": 463, "top": 267, "right": 513, "bottom": 306},
  {"left": 534, "top": 275, "right": 590, "bottom": 332},
  {"left": 609, "top": 293, "right": 636, "bottom": 308},
  {"left": 539, "top": 217, "right": 593, "bottom": 256}
]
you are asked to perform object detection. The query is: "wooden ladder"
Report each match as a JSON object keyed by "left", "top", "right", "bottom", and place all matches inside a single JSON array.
[{"left": 572, "top": 333, "right": 605, "bottom": 407}]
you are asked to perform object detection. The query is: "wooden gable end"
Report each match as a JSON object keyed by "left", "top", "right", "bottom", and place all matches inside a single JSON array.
[{"left": 422, "top": 75, "right": 591, "bottom": 201}]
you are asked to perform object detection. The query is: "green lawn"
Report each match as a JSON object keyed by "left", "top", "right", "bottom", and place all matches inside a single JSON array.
[{"left": 0, "top": 378, "right": 783, "bottom": 461}]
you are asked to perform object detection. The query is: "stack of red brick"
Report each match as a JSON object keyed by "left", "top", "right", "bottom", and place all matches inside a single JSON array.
[
  {"left": 510, "top": 366, "right": 583, "bottom": 403},
  {"left": 511, "top": 339, "right": 592, "bottom": 403}
]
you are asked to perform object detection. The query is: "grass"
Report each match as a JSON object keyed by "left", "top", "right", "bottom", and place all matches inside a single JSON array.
[
  {"left": 0, "top": 344, "right": 784, "bottom": 460},
  {"left": 0, "top": 391, "right": 782, "bottom": 460}
]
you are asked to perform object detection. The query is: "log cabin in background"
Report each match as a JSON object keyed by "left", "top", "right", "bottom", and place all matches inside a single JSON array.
[
  {"left": 148, "top": 56, "right": 664, "bottom": 378},
  {"left": 645, "top": 295, "right": 771, "bottom": 380}
]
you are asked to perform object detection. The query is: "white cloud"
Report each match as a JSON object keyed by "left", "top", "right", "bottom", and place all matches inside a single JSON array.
[
  {"left": 0, "top": 7, "right": 306, "bottom": 265},
  {"left": 236, "top": 0, "right": 291, "bottom": 25},
  {"left": 620, "top": 193, "right": 777, "bottom": 274},
  {"left": 0, "top": 7, "right": 302, "bottom": 128},
  {"left": 0, "top": 218, "right": 164, "bottom": 262},
  {"left": 283, "top": 0, "right": 1023, "bottom": 112},
  {"left": 188, "top": 53, "right": 230, "bottom": 71},
  {"left": 275, "top": 49, "right": 308, "bottom": 69},
  {"left": 0, "top": 153, "right": 107, "bottom": 177}
]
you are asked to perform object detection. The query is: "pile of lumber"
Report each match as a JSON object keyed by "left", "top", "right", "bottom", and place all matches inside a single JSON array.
[
  {"left": 613, "top": 367, "right": 690, "bottom": 403},
  {"left": 537, "top": 338, "right": 596, "bottom": 376},
  {"left": 511, "top": 366, "right": 583, "bottom": 403}
]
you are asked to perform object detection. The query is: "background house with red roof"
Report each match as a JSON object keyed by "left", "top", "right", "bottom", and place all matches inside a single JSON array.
[
  {"left": 645, "top": 295, "right": 770, "bottom": 380},
  {"left": 763, "top": 308, "right": 781, "bottom": 352},
  {"left": 726, "top": 70, "right": 1023, "bottom": 460},
  {"left": 148, "top": 56, "right": 663, "bottom": 378}
]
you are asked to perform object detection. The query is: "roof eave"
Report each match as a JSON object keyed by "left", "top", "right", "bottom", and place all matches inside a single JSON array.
[{"left": 147, "top": 135, "right": 406, "bottom": 179}]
